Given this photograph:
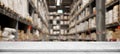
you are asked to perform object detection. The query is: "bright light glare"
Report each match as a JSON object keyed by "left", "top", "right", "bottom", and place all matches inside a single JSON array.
[
  {"left": 57, "top": 10, "right": 63, "bottom": 13},
  {"left": 57, "top": 0, "right": 60, "bottom": 6}
]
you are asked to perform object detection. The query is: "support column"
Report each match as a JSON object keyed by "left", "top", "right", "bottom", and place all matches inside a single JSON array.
[{"left": 96, "top": 0, "right": 106, "bottom": 41}]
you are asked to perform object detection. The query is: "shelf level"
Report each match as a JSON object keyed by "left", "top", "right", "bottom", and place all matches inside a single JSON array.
[
  {"left": 69, "top": 22, "right": 120, "bottom": 35},
  {"left": 68, "top": 14, "right": 96, "bottom": 30},
  {"left": 69, "top": 0, "right": 82, "bottom": 16},
  {"left": 0, "top": 5, "right": 45, "bottom": 33},
  {"left": 106, "top": 0, "right": 119, "bottom": 9},
  {"left": 69, "top": 0, "right": 94, "bottom": 24}
]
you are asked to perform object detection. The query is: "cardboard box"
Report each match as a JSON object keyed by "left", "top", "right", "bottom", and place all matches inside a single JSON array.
[
  {"left": 91, "top": 17, "right": 96, "bottom": 28},
  {"left": 90, "top": 33, "right": 97, "bottom": 40},
  {"left": 112, "top": 29, "right": 120, "bottom": 41},
  {"left": 106, "top": 30, "right": 114, "bottom": 41},
  {"left": 64, "top": 16, "right": 68, "bottom": 20},
  {"left": 113, "top": 5, "right": 119, "bottom": 22},
  {"left": 106, "top": 10, "right": 113, "bottom": 24},
  {"left": 89, "top": 18, "right": 92, "bottom": 28},
  {"left": 81, "top": 33, "right": 87, "bottom": 39}
]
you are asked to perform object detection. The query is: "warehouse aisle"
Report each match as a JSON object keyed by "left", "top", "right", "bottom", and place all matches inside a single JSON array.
[{"left": 0, "top": 0, "right": 120, "bottom": 41}]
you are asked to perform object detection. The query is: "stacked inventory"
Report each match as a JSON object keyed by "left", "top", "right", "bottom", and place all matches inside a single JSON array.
[
  {"left": 68, "top": 0, "right": 120, "bottom": 41},
  {"left": 48, "top": 12, "right": 69, "bottom": 41},
  {"left": 49, "top": 12, "right": 61, "bottom": 41},
  {"left": 59, "top": 13, "right": 69, "bottom": 41},
  {"left": 0, "top": 0, "right": 49, "bottom": 41}
]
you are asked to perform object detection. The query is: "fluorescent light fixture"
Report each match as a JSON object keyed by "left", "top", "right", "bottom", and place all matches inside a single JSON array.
[
  {"left": 57, "top": 10, "right": 63, "bottom": 13},
  {"left": 57, "top": 0, "right": 61, "bottom": 6},
  {"left": 49, "top": 6, "right": 56, "bottom": 8}
]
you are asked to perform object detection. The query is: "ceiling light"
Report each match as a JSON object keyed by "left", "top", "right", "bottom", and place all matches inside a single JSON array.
[
  {"left": 49, "top": 6, "right": 56, "bottom": 8},
  {"left": 56, "top": 0, "right": 62, "bottom": 6},
  {"left": 57, "top": 10, "right": 63, "bottom": 13}
]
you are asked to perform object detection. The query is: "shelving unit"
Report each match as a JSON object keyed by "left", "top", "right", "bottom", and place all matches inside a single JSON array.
[
  {"left": 67, "top": 0, "right": 120, "bottom": 41},
  {"left": 0, "top": 0, "right": 49, "bottom": 41},
  {"left": 0, "top": 0, "right": 120, "bottom": 41},
  {"left": 48, "top": 12, "right": 69, "bottom": 41}
]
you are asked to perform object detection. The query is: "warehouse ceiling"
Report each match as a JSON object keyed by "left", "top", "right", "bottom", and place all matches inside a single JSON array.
[{"left": 46, "top": 0, "right": 73, "bottom": 13}]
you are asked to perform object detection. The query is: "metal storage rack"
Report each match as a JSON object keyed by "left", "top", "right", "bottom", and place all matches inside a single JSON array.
[
  {"left": 48, "top": 13, "right": 69, "bottom": 41},
  {"left": 67, "top": 0, "right": 120, "bottom": 41},
  {"left": 0, "top": 0, "right": 49, "bottom": 41}
]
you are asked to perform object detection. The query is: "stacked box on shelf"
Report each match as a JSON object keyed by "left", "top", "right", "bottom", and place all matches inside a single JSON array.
[
  {"left": 31, "top": 0, "right": 38, "bottom": 8},
  {"left": 0, "top": 0, "right": 34, "bottom": 25},
  {"left": 70, "top": 19, "right": 75, "bottom": 27},
  {"left": 81, "top": 0, "right": 90, "bottom": 8},
  {"left": 61, "top": 21, "right": 69, "bottom": 25},
  {"left": 53, "top": 31, "right": 59, "bottom": 35},
  {"left": 106, "top": 0, "right": 114, "bottom": 5},
  {"left": 106, "top": 29, "right": 114, "bottom": 41},
  {"left": 37, "top": 18, "right": 42, "bottom": 29},
  {"left": 18, "top": 30, "right": 41, "bottom": 41},
  {"left": 64, "top": 16, "right": 68, "bottom": 20},
  {"left": 38, "top": 0, "right": 48, "bottom": 26},
  {"left": 69, "top": 0, "right": 95, "bottom": 38},
  {"left": 60, "top": 21, "right": 64, "bottom": 25},
  {"left": 86, "top": 35, "right": 91, "bottom": 40},
  {"left": 89, "top": 17, "right": 96, "bottom": 29},
  {"left": 113, "top": 5, "right": 120, "bottom": 23},
  {"left": 81, "top": 33, "right": 87, "bottom": 40},
  {"left": 0, "top": 0, "right": 29, "bottom": 18},
  {"left": 106, "top": 10, "right": 113, "bottom": 24},
  {"left": 50, "top": 16, "right": 54, "bottom": 20},
  {"left": 56, "top": 16, "right": 60, "bottom": 20},
  {"left": 112, "top": 29, "right": 120, "bottom": 41},
  {"left": 43, "top": 25, "right": 49, "bottom": 34},
  {"left": 53, "top": 20, "right": 57, "bottom": 25},
  {"left": 1, "top": 28, "right": 16, "bottom": 41},
  {"left": 60, "top": 29, "right": 65, "bottom": 35},
  {"left": 85, "top": 7, "right": 90, "bottom": 16},
  {"left": 53, "top": 25, "right": 60, "bottom": 30},
  {"left": 33, "top": 14, "right": 38, "bottom": 26},
  {"left": 84, "top": 21, "right": 89, "bottom": 31},
  {"left": 105, "top": 4, "right": 120, "bottom": 24},
  {"left": 90, "top": 33, "right": 97, "bottom": 40},
  {"left": 69, "top": 28, "right": 76, "bottom": 34}
]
